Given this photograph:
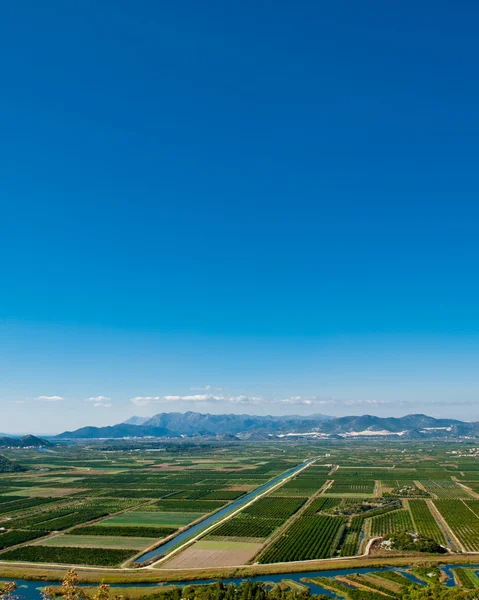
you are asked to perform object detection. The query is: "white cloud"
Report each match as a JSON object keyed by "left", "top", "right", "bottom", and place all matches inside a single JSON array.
[
  {"left": 342, "top": 399, "right": 391, "bottom": 406},
  {"left": 36, "top": 395, "right": 63, "bottom": 402},
  {"left": 130, "top": 396, "right": 162, "bottom": 407},
  {"left": 128, "top": 392, "right": 397, "bottom": 410},
  {"left": 13, "top": 400, "right": 28, "bottom": 404},
  {"left": 85, "top": 396, "right": 112, "bottom": 408},
  {"left": 278, "top": 396, "right": 313, "bottom": 405},
  {"left": 190, "top": 385, "right": 224, "bottom": 392},
  {"left": 131, "top": 393, "right": 314, "bottom": 407}
]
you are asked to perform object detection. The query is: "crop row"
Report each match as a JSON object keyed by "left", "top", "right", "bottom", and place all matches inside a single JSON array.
[
  {"left": 311, "top": 577, "right": 386, "bottom": 600},
  {"left": 368, "top": 509, "right": 414, "bottom": 537},
  {"left": 7, "top": 508, "right": 109, "bottom": 531},
  {"left": 98, "top": 489, "right": 180, "bottom": 498},
  {"left": 338, "top": 515, "right": 364, "bottom": 556},
  {"left": 408, "top": 500, "right": 446, "bottom": 544},
  {"left": 345, "top": 573, "right": 402, "bottom": 598},
  {"left": 258, "top": 516, "right": 346, "bottom": 563},
  {"left": 271, "top": 487, "right": 317, "bottom": 497},
  {"left": 149, "top": 500, "right": 225, "bottom": 512},
  {"left": 303, "top": 497, "right": 341, "bottom": 515},
  {"left": 0, "top": 497, "right": 59, "bottom": 516},
  {"left": 434, "top": 500, "right": 479, "bottom": 551},
  {"left": 167, "top": 490, "right": 245, "bottom": 501},
  {"left": 70, "top": 524, "right": 176, "bottom": 537},
  {"left": 209, "top": 516, "right": 283, "bottom": 539},
  {"left": 0, "top": 529, "right": 48, "bottom": 549},
  {"left": 453, "top": 568, "right": 479, "bottom": 589},
  {"left": 328, "top": 482, "right": 375, "bottom": 494},
  {"left": 0, "top": 545, "right": 134, "bottom": 566},
  {"left": 281, "top": 478, "right": 327, "bottom": 490},
  {"left": 0, "top": 496, "right": 28, "bottom": 504},
  {"left": 421, "top": 480, "right": 471, "bottom": 499},
  {"left": 243, "top": 496, "right": 307, "bottom": 518}
]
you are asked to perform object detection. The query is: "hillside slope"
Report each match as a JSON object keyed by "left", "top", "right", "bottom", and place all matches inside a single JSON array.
[
  {"left": 0, "top": 455, "right": 26, "bottom": 473},
  {"left": 55, "top": 411, "right": 477, "bottom": 440},
  {"left": 0, "top": 435, "right": 53, "bottom": 448}
]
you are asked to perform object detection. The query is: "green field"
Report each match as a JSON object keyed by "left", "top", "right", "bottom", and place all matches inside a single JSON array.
[
  {"left": 97, "top": 511, "right": 204, "bottom": 527},
  {"left": 36, "top": 534, "right": 156, "bottom": 549},
  {"left": 4, "top": 439, "right": 479, "bottom": 570}
]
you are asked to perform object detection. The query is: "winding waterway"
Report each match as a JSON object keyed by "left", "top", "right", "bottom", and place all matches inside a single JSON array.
[{"left": 2, "top": 563, "right": 476, "bottom": 600}]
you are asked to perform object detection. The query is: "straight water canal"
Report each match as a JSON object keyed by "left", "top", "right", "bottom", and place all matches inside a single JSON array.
[{"left": 136, "top": 459, "right": 315, "bottom": 563}]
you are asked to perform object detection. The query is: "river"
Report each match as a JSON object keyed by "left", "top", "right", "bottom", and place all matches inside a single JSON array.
[{"left": 2, "top": 563, "right": 476, "bottom": 600}]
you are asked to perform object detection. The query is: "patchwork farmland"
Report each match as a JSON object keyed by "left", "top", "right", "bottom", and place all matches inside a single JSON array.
[{"left": 2, "top": 441, "right": 479, "bottom": 571}]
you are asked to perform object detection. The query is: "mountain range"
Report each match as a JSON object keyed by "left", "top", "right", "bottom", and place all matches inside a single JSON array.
[{"left": 55, "top": 411, "right": 479, "bottom": 440}]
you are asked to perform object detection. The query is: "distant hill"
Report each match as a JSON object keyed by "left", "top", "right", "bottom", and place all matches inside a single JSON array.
[
  {"left": 140, "top": 411, "right": 333, "bottom": 435},
  {"left": 0, "top": 435, "right": 54, "bottom": 448},
  {"left": 316, "top": 414, "right": 466, "bottom": 435},
  {"left": 55, "top": 410, "right": 479, "bottom": 440},
  {"left": 56, "top": 411, "right": 333, "bottom": 439},
  {"left": 56, "top": 424, "right": 174, "bottom": 440},
  {"left": 122, "top": 416, "right": 150, "bottom": 426},
  {"left": 0, "top": 455, "right": 26, "bottom": 473}
]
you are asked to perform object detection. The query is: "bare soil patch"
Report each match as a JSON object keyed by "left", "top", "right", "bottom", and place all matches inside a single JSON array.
[{"left": 160, "top": 541, "right": 263, "bottom": 569}]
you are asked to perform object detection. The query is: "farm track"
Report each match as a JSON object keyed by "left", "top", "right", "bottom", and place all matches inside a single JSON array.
[
  {"left": 453, "top": 478, "right": 479, "bottom": 499},
  {"left": 149, "top": 459, "right": 316, "bottom": 569},
  {"left": 428, "top": 500, "right": 465, "bottom": 552},
  {"left": 6, "top": 447, "right": 479, "bottom": 579},
  {"left": 4, "top": 544, "right": 479, "bottom": 581},
  {"left": 335, "top": 574, "right": 392, "bottom": 597},
  {"left": 0, "top": 498, "right": 160, "bottom": 559},
  {"left": 251, "top": 479, "right": 333, "bottom": 564}
]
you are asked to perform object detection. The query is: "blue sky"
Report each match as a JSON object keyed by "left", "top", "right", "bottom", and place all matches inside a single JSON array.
[{"left": 1, "top": 1, "right": 479, "bottom": 432}]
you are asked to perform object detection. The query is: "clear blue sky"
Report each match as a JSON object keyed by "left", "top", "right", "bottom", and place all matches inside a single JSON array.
[{"left": 1, "top": 1, "right": 479, "bottom": 432}]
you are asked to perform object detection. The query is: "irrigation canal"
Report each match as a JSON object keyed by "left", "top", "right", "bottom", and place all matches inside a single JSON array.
[{"left": 136, "top": 459, "right": 315, "bottom": 563}]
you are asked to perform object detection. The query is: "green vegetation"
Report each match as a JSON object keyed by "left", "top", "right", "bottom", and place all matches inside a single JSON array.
[
  {"left": 71, "top": 525, "right": 176, "bottom": 537},
  {"left": 242, "top": 497, "right": 307, "bottom": 518},
  {"left": 0, "top": 456, "right": 25, "bottom": 474},
  {"left": 434, "top": 500, "right": 479, "bottom": 551},
  {"left": 324, "top": 498, "right": 399, "bottom": 517},
  {"left": 38, "top": 534, "right": 155, "bottom": 549},
  {"left": 382, "top": 532, "right": 446, "bottom": 554},
  {"left": 369, "top": 509, "right": 414, "bottom": 537},
  {"left": 258, "top": 516, "right": 346, "bottom": 563},
  {"left": 338, "top": 515, "right": 364, "bottom": 556},
  {"left": 408, "top": 500, "right": 446, "bottom": 545},
  {"left": 100, "top": 511, "right": 203, "bottom": 527},
  {"left": 0, "top": 545, "right": 134, "bottom": 566},
  {"left": 5, "top": 439, "right": 479, "bottom": 571},
  {"left": 452, "top": 568, "right": 479, "bottom": 589},
  {"left": 0, "top": 529, "right": 48, "bottom": 549},
  {"left": 421, "top": 481, "right": 471, "bottom": 499},
  {"left": 209, "top": 516, "right": 283, "bottom": 539},
  {"left": 153, "top": 500, "right": 225, "bottom": 512}
]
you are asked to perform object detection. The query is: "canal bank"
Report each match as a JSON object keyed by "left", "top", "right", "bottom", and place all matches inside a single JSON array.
[
  {"left": 135, "top": 459, "right": 315, "bottom": 565},
  {"left": 3, "top": 562, "right": 479, "bottom": 600}
]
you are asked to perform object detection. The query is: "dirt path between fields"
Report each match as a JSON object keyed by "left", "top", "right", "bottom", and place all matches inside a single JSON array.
[{"left": 428, "top": 499, "right": 465, "bottom": 552}]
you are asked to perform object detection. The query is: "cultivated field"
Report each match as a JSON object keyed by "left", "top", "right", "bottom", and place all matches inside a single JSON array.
[
  {"left": 161, "top": 540, "right": 263, "bottom": 568},
  {"left": 2, "top": 440, "right": 479, "bottom": 571}
]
